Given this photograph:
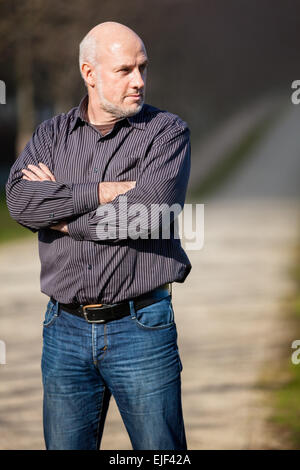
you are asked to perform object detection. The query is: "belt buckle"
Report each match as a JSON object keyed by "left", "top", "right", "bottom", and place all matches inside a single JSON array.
[{"left": 82, "top": 304, "right": 106, "bottom": 323}]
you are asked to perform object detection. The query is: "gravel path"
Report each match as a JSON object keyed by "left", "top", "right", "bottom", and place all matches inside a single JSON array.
[{"left": 0, "top": 103, "right": 299, "bottom": 449}]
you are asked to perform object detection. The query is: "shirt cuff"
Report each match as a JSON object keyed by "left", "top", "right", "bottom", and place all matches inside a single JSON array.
[
  {"left": 68, "top": 213, "right": 92, "bottom": 240},
  {"left": 71, "top": 182, "right": 99, "bottom": 215}
]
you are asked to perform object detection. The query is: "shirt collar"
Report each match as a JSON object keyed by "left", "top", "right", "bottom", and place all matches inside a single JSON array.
[{"left": 69, "top": 94, "right": 147, "bottom": 133}]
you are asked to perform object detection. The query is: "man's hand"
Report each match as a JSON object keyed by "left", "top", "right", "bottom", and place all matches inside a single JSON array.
[
  {"left": 21, "top": 162, "right": 56, "bottom": 182},
  {"left": 98, "top": 181, "right": 136, "bottom": 204},
  {"left": 50, "top": 221, "right": 69, "bottom": 234}
]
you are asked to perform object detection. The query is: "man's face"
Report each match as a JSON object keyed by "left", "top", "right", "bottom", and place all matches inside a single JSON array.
[{"left": 94, "top": 39, "right": 148, "bottom": 119}]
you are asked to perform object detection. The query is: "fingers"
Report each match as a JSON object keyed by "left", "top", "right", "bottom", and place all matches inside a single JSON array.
[
  {"left": 121, "top": 182, "right": 136, "bottom": 191},
  {"left": 27, "top": 164, "right": 51, "bottom": 180},
  {"left": 38, "top": 162, "right": 56, "bottom": 181},
  {"left": 21, "top": 163, "right": 55, "bottom": 182},
  {"left": 21, "top": 168, "right": 41, "bottom": 181},
  {"left": 50, "top": 222, "right": 68, "bottom": 234}
]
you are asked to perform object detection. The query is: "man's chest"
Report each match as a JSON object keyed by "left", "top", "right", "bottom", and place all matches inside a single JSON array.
[{"left": 52, "top": 125, "right": 152, "bottom": 183}]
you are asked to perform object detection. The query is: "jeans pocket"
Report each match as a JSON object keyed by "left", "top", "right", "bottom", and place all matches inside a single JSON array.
[
  {"left": 43, "top": 300, "right": 59, "bottom": 328},
  {"left": 134, "top": 295, "right": 175, "bottom": 330}
]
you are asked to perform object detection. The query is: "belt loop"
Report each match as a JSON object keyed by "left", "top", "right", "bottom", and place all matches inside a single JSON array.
[
  {"left": 128, "top": 300, "right": 136, "bottom": 319},
  {"left": 55, "top": 299, "right": 60, "bottom": 316}
]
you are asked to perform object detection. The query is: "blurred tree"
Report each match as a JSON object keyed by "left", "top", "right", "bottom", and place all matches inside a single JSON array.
[
  {"left": 0, "top": 0, "right": 147, "bottom": 156},
  {"left": 0, "top": 0, "right": 41, "bottom": 155}
]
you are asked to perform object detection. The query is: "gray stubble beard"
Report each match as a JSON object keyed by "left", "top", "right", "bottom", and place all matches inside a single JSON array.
[{"left": 96, "top": 67, "right": 144, "bottom": 119}]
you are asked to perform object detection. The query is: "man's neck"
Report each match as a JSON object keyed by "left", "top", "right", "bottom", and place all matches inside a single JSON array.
[{"left": 86, "top": 93, "right": 120, "bottom": 127}]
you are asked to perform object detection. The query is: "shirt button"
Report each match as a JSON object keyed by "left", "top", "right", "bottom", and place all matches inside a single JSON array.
[
  {"left": 88, "top": 264, "right": 92, "bottom": 270},
  {"left": 94, "top": 168, "right": 99, "bottom": 173},
  {"left": 50, "top": 213, "right": 54, "bottom": 218}
]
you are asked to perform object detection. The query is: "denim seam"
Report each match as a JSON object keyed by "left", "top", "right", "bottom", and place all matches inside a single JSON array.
[
  {"left": 43, "top": 303, "right": 58, "bottom": 328},
  {"left": 133, "top": 318, "right": 175, "bottom": 331},
  {"left": 95, "top": 386, "right": 106, "bottom": 450},
  {"left": 43, "top": 315, "right": 59, "bottom": 328},
  {"left": 92, "top": 324, "right": 97, "bottom": 366},
  {"left": 98, "top": 324, "right": 108, "bottom": 362},
  {"left": 176, "top": 350, "right": 183, "bottom": 373}
]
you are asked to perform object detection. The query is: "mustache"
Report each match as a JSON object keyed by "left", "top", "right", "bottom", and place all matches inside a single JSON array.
[{"left": 126, "top": 91, "right": 144, "bottom": 96}]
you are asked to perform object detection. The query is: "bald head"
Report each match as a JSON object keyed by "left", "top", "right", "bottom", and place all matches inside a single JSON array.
[{"left": 79, "top": 22, "right": 146, "bottom": 73}]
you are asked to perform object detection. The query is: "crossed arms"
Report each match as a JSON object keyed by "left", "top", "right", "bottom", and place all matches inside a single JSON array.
[
  {"left": 21, "top": 162, "right": 135, "bottom": 234},
  {"left": 6, "top": 120, "right": 191, "bottom": 242}
]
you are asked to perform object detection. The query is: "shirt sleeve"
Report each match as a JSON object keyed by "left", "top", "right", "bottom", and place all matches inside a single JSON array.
[
  {"left": 5, "top": 121, "right": 99, "bottom": 231},
  {"left": 67, "top": 122, "right": 191, "bottom": 242}
]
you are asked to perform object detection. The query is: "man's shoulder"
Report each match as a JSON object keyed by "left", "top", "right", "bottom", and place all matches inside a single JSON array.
[
  {"left": 35, "top": 106, "right": 78, "bottom": 137},
  {"left": 141, "top": 103, "right": 189, "bottom": 133}
]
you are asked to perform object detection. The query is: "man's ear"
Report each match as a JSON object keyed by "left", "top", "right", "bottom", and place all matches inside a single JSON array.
[{"left": 81, "top": 62, "right": 96, "bottom": 87}]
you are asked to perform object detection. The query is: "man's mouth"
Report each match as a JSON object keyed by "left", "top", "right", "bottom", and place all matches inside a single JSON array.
[{"left": 127, "top": 94, "right": 142, "bottom": 99}]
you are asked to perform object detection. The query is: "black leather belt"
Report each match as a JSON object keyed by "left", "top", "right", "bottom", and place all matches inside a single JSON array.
[{"left": 51, "top": 283, "right": 171, "bottom": 324}]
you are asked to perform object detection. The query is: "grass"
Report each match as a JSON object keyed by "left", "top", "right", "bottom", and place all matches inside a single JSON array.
[
  {"left": 267, "top": 243, "right": 300, "bottom": 449},
  {"left": 255, "top": 241, "right": 300, "bottom": 449},
  {"left": 272, "top": 370, "right": 300, "bottom": 448},
  {"left": 0, "top": 191, "right": 35, "bottom": 244}
]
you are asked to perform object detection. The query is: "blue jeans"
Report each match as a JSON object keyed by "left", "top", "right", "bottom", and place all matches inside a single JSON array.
[{"left": 41, "top": 288, "right": 187, "bottom": 450}]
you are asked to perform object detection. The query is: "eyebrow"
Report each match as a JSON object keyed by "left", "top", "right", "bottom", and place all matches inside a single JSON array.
[{"left": 115, "top": 60, "right": 149, "bottom": 70}]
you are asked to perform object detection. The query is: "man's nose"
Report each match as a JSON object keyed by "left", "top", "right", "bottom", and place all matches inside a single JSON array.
[{"left": 131, "top": 68, "right": 145, "bottom": 90}]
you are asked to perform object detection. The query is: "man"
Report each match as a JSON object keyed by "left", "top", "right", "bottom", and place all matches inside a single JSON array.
[{"left": 6, "top": 22, "right": 191, "bottom": 450}]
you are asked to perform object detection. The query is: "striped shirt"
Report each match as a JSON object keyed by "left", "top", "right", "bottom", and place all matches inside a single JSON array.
[{"left": 6, "top": 94, "right": 192, "bottom": 304}]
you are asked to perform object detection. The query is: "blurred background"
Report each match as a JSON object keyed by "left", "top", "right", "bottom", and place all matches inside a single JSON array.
[{"left": 0, "top": 0, "right": 300, "bottom": 450}]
